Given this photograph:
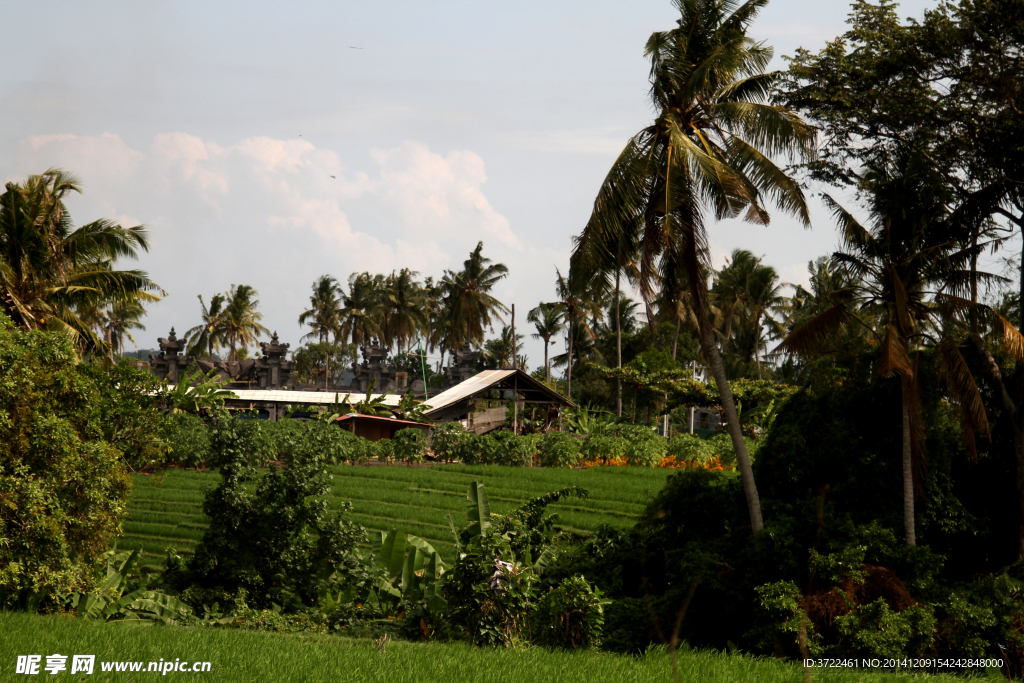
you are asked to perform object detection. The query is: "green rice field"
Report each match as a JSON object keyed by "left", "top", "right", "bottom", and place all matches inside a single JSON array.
[
  {"left": 120, "top": 464, "right": 674, "bottom": 563},
  {"left": 0, "top": 612, "right": 972, "bottom": 683}
]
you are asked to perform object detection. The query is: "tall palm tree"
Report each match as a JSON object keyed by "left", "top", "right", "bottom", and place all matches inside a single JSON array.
[
  {"left": 299, "top": 275, "right": 343, "bottom": 343},
  {"left": 185, "top": 293, "right": 228, "bottom": 359},
  {"left": 103, "top": 297, "right": 147, "bottom": 360},
  {"left": 0, "top": 168, "right": 163, "bottom": 352},
  {"left": 744, "top": 261, "right": 785, "bottom": 379},
  {"left": 573, "top": 0, "right": 814, "bottom": 533},
  {"left": 554, "top": 268, "right": 601, "bottom": 400},
  {"left": 528, "top": 302, "right": 564, "bottom": 383},
  {"left": 221, "top": 284, "right": 269, "bottom": 361},
  {"left": 437, "top": 242, "right": 509, "bottom": 350},
  {"left": 779, "top": 148, "right": 990, "bottom": 546},
  {"left": 380, "top": 269, "right": 427, "bottom": 354},
  {"left": 340, "top": 272, "right": 383, "bottom": 349}
]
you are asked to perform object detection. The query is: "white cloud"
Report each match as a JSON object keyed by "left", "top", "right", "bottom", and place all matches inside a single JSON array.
[{"left": 9, "top": 132, "right": 521, "bottom": 347}]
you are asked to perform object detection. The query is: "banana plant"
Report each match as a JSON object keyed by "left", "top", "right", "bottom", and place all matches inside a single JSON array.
[
  {"left": 60, "top": 549, "right": 192, "bottom": 625},
  {"left": 366, "top": 529, "right": 446, "bottom": 615},
  {"left": 466, "top": 481, "right": 492, "bottom": 540}
]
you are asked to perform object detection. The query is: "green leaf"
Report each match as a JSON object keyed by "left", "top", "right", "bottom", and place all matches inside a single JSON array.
[{"left": 466, "top": 481, "right": 491, "bottom": 539}]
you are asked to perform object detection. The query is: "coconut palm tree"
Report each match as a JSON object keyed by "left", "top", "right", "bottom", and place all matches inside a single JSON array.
[
  {"left": 553, "top": 268, "right": 601, "bottom": 400},
  {"left": 0, "top": 168, "right": 163, "bottom": 352},
  {"left": 221, "top": 284, "right": 269, "bottom": 361},
  {"left": 380, "top": 268, "right": 427, "bottom": 354},
  {"left": 103, "top": 297, "right": 147, "bottom": 360},
  {"left": 528, "top": 302, "right": 564, "bottom": 383},
  {"left": 779, "top": 147, "right": 991, "bottom": 546},
  {"left": 299, "top": 275, "right": 343, "bottom": 343},
  {"left": 340, "top": 272, "right": 383, "bottom": 349},
  {"left": 572, "top": 0, "right": 814, "bottom": 533},
  {"left": 437, "top": 242, "right": 509, "bottom": 350},
  {"left": 185, "top": 293, "right": 228, "bottom": 359}
]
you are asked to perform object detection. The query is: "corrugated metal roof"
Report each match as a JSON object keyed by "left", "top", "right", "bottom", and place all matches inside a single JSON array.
[
  {"left": 167, "top": 387, "right": 402, "bottom": 406},
  {"left": 423, "top": 369, "right": 573, "bottom": 416},
  {"left": 423, "top": 370, "right": 515, "bottom": 413}
]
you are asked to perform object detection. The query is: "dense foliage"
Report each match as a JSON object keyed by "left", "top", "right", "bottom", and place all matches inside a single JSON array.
[{"left": 0, "top": 321, "right": 133, "bottom": 599}]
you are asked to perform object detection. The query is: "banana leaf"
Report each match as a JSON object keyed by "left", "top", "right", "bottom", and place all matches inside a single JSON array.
[{"left": 466, "top": 481, "right": 491, "bottom": 539}]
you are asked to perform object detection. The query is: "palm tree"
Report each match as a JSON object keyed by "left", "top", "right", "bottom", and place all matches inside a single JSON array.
[
  {"left": 340, "top": 272, "right": 383, "bottom": 349},
  {"left": 103, "top": 297, "right": 147, "bottom": 360},
  {"left": 0, "top": 168, "right": 163, "bottom": 352},
  {"left": 437, "top": 242, "right": 509, "bottom": 350},
  {"left": 185, "top": 293, "right": 228, "bottom": 359},
  {"left": 572, "top": 0, "right": 814, "bottom": 533},
  {"left": 528, "top": 302, "right": 564, "bottom": 383},
  {"left": 553, "top": 268, "right": 601, "bottom": 400},
  {"left": 380, "top": 269, "right": 427, "bottom": 354},
  {"left": 299, "top": 275, "right": 343, "bottom": 344},
  {"left": 779, "top": 148, "right": 989, "bottom": 546},
  {"left": 483, "top": 325, "right": 524, "bottom": 369},
  {"left": 221, "top": 284, "right": 269, "bottom": 361}
]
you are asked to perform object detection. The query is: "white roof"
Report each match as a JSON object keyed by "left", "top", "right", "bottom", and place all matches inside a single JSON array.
[
  {"left": 423, "top": 369, "right": 516, "bottom": 413},
  {"left": 167, "top": 387, "right": 402, "bottom": 406}
]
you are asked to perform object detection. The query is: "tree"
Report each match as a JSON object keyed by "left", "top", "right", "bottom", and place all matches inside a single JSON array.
[
  {"left": 0, "top": 169, "right": 164, "bottom": 353},
  {"left": 437, "top": 242, "right": 509, "bottom": 351},
  {"left": 0, "top": 318, "right": 133, "bottom": 599},
  {"left": 185, "top": 293, "right": 228, "bottom": 360},
  {"left": 102, "top": 297, "right": 148, "bottom": 361},
  {"left": 528, "top": 302, "right": 564, "bottom": 384},
  {"left": 298, "top": 275, "right": 343, "bottom": 343},
  {"left": 483, "top": 325, "right": 524, "bottom": 369},
  {"left": 573, "top": 0, "right": 814, "bottom": 533},
  {"left": 553, "top": 269, "right": 600, "bottom": 401},
  {"left": 221, "top": 285, "right": 269, "bottom": 361},
  {"left": 779, "top": 147, "right": 989, "bottom": 546},
  {"left": 340, "top": 272, "right": 383, "bottom": 349},
  {"left": 379, "top": 268, "right": 427, "bottom": 354}
]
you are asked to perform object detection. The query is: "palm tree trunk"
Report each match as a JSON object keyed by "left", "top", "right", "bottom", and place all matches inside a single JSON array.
[
  {"left": 672, "top": 317, "right": 680, "bottom": 360},
  {"left": 754, "top": 312, "right": 762, "bottom": 380},
  {"left": 567, "top": 321, "right": 574, "bottom": 401},
  {"left": 616, "top": 270, "right": 622, "bottom": 418},
  {"left": 902, "top": 378, "right": 916, "bottom": 546},
  {"left": 544, "top": 336, "right": 551, "bottom": 384},
  {"left": 701, "top": 323, "right": 764, "bottom": 533}
]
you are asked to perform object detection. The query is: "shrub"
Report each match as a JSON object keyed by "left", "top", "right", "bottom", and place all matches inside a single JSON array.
[
  {"left": 373, "top": 438, "right": 395, "bottom": 464},
  {"left": 81, "top": 363, "right": 168, "bottom": 469},
  {"left": 835, "top": 599, "right": 936, "bottom": 658},
  {"left": 174, "top": 417, "right": 364, "bottom": 610},
  {"left": 457, "top": 433, "right": 500, "bottom": 465},
  {"left": 159, "top": 412, "right": 211, "bottom": 467},
  {"left": 667, "top": 433, "right": 716, "bottom": 464},
  {"left": 601, "top": 598, "right": 655, "bottom": 654},
  {"left": 538, "top": 432, "right": 581, "bottom": 468},
  {"left": 490, "top": 431, "right": 537, "bottom": 467},
  {"left": 0, "top": 321, "right": 132, "bottom": 600},
  {"left": 430, "top": 422, "right": 466, "bottom": 462},
  {"left": 267, "top": 419, "right": 361, "bottom": 465},
  {"left": 532, "top": 575, "right": 606, "bottom": 649},
  {"left": 611, "top": 424, "right": 666, "bottom": 467},
  {"left": 393, "top": 428, "right": 427, "bottom": 464},
  {"left": 580, "top": 435, "right": 627, "bottom": 464}
]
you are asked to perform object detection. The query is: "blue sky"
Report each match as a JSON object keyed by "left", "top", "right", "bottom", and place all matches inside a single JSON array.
[{"left": 0, "top": 0, "right": 944, "bottom": 367}]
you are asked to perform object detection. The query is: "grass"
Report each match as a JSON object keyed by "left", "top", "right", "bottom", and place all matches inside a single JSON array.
[
  {"left": 120, "top": 464, "right": 673, "bottom": 563},
  {"left": 0, "top": 612, "right": 975, "bottom": 683}
]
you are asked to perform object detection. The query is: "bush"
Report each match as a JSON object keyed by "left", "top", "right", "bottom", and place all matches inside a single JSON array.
[
  {"left": 430, "top": 422, "right": 466, "bottom": 462},
  {"left": 490, "top": 431, "right": 537, "bottom": 467},
  {"left": 580, "top": 435, "right": 627, "bottom": 464},
  {"left": 81, "top": 363, "right": 168, "bottom": 469},
  {"left": 667, "top": 433, "right": 716, "bottom": 464},
  {"left": 609, "top": 424, "right": 666, "bottom": 467},
  {"left": 532, "top": 575, "right": 606, "bottom": 649},
  {"left": 0, "top": 321, "right": 132, "bottom": 600},
  {"left": 266, "top": 419, "right": 361, "bottom": 465},
  {"left": 159, "top": 412, "right": 211, "bottom": 467},
  {"left": 393, "top": 428, "right": 427, "bottom": 464},
  {"left": 538, "top": 432, "right": 581, "bottom": 468},
  {"left": 173, "top": 416, "right": 364, "bottom": 610}
]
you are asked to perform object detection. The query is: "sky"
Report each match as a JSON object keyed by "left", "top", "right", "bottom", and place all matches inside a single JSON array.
[{"left": 0, "top": 0, "right": 944, "bottom": 369}]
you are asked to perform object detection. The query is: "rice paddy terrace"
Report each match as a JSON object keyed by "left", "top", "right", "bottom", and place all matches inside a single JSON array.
[{"left": 120, "top": 464, "right": 673, "bottom": 563}]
